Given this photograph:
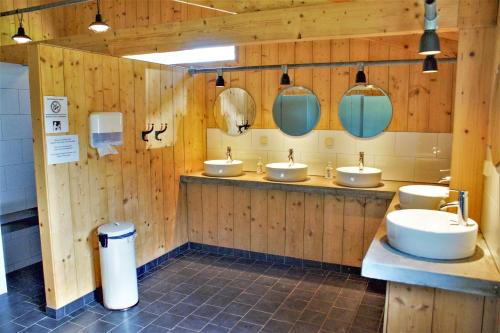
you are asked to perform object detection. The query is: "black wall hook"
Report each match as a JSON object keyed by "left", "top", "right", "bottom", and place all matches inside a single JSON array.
[
  {"left": 155, "top": 123, "right": 168, "bottom": 141},
  {"left": 142, "top": 124, "right": 154, "bottom": 142}
]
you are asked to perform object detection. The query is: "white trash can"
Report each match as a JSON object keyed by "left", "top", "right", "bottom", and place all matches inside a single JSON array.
[{"left": 98, "top": 222, "right": 139, "bottom": 310}]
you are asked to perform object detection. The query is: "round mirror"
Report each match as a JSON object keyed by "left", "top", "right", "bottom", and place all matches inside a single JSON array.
[
  {"left": 272, "top": 86, "right": 321, "bottom": 136},
  {"left": 338, "top": 84, "right": 393, "bottom": 138},
  {"left": 214, "top": 88, "right": 256, "bottom": 136}
]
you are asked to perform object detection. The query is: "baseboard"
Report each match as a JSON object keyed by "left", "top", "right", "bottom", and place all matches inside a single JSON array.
[{"left": 188, "top": 242, "right": 361, "bottom": 275}]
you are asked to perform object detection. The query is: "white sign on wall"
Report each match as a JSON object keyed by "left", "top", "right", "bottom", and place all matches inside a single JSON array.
[
  {"left": 46, "top": 135, "right": 79, "bottom": 165},
  {"left": 44, "top": 96, "right": 68, "bottom": 133}
]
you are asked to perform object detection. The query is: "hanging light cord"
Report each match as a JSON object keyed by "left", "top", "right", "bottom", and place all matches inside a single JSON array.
[{"left": 16, "top": 11, "right": 23, "bottom": 28}]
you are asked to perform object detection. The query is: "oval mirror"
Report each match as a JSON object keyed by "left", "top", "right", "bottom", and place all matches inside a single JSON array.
[
  {"left": 338, "top": 84, "right": 393, "bottom": 138},
  {"left": 214, "top": 88, "right": 256, "bottom": 136},
  {"left": 272, "top": 86, "right": 321, "bottom": 136}
]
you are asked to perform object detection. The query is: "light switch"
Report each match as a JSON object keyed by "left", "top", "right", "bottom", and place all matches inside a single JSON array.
[
  {"left": 260, "top": 136, "right": 268, "bottom": 145},
  {"left": 324, "top": 137, "right": 334, "bottom": 149}
]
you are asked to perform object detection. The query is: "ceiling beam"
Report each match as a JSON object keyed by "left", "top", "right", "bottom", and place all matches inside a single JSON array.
[
  {"left": 0, "top": 44, "right": 28, "bottom": 65},
  {"left": 43, "top": 1, "right": 460, "bottom": 56},
  {"left": 173, "top": 0, "right": 341, "bottom": 14}
]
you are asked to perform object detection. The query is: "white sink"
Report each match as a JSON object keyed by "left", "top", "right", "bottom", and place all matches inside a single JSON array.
[
  {"left": 399, "top": 185, "right": 449, "bottom": 210},
  {"left": 204, "top": 160, "right": 243, "bottom": 177},
  {"left": 387, "top": 209, "right": 478, "bottom": 260},
  {"left": 266, "top": 162, "right": 308, "bottom": 182},
  {"left": 336, "top": 166, "right": 382, "bottom": 188}
]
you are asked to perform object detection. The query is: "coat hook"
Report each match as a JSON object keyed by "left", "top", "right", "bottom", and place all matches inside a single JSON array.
[
  {"left": 155, "top": 123, "right": 168, "bottom": 141},
  {"left": 142, "top": 124, "right": 154, "bottom": 142}
]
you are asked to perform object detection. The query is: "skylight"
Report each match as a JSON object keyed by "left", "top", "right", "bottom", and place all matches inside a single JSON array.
[{"left": 124, "top": 46, "right": 235, "bottom": 65}]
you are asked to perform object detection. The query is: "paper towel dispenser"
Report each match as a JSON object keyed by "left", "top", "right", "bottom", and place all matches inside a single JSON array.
[{"left": 89, "top": 112, "right": 123, "bottom": 156}]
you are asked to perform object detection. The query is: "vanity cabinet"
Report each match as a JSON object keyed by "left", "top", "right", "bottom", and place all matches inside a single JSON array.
[{"left": 182, "top": 172, "right": 396, "bottom": 268}]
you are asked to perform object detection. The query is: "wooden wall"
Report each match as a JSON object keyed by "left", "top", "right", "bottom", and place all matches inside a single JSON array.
[
  {"left": 450, "top": 0, "right": 498, "bottom": 223},
  {"left": 28, "top": 43, "right": 206, "bottom": 309},
  {"left": 205, "top": 38, "right": 456, "bottom": 133},
  {"left": 186, "top": 183, "right": 390, "bottom": 268},
  {"left": 384, "top": 282, "right": 500, "bottom": 333},
  {"left": 0, "top": 0, "right": 222, "bottom": 47}
]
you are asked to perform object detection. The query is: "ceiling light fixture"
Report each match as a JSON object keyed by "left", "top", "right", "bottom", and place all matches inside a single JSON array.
[
  {"left": 280, "top": 65, "right": 291, "bottom": 85},
  {"left": 419, "top": 0, "right": 440, "bottom": 55},
  {"left": 11, "top": 11, "right": 31, "bottom": 44},
  {"left": 422, "top": 55, "right": 438, "bottom": 73},
  {"left": 355, "top": 63, "right": 366, "bottom": 84},
  {"left": 215, "top": 68, "right": 225, "bottom": 87},
  {"left": 88, "top": 0, "right": 110, "bottom": 33}
]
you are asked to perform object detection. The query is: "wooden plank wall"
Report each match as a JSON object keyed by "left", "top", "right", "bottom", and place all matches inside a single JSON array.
[
  {"left": 384, "top": 282, "right": 500, "bottom": 333},
  {"left": 0, "top": 0, "right": 222, "bottom": 47},
  {"left": 186, "top": 184, "right": 390, "bottom": 267},
  {"left": 205, "top": 39, "right": 456, "bottom": 133},
  {"left": 28, "top": 44, "right": 206, "bottom": 309}
]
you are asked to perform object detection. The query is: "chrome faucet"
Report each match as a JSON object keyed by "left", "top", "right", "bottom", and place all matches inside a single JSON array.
[
  {"left": 438, "top": 169, "right": 451, "bottom": 184},
  {"left": 288, "top": 148, "right": 294, "bottom": 166},
  {"left": 439, "top": 190, "right": 469, "bottom": 226},
  {"left": 359, "top": 152, "right": 365, "bottom": 171},
  {"left": 226, "top": 146, "right": 233, "bottom": 163}
]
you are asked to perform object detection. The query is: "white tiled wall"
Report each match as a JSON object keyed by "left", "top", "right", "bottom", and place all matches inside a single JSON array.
[
  {"left": 481, "top": 148, "right": 499, "bottom": 270},
  {"left": 0, "top": 62, "right": 36, "bottom": 216},
  {"left": 207, "top": 128, "right": 452, "bottom": 183},
  {"left": 2, "top": 226, "right": 41, "bottom": 273}
]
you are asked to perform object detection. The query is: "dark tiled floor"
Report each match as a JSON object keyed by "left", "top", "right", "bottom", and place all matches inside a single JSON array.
[{"left": 0, "top": 251, "right": 386, "bottom": 332}]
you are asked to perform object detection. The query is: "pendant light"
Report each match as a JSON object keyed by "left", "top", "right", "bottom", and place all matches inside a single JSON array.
[
  {"left": 419, "top": 0, "right": 440, "bottom": 55},
  {"left": 11, "top": 12, "right": 32, "bottom": 44},
  {"left": 422, "top": 55, "right": 438, "bottom": 73},
  {"left": 215, "top": 68, "right": 225, "bottom": 87},
  {"left": 280, "top": 65, "right": 291, "bottom": 85},
  {"left": 88, "top": 0, "right": 110, "bottom": 33},
  {"left": 355, "top": 63, "right": 366, "bottom": 84}
]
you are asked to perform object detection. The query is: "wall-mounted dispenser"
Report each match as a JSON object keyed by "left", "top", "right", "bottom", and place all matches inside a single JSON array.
[{"left": 89, "top": 112, "right": 123, "bottom": 157}]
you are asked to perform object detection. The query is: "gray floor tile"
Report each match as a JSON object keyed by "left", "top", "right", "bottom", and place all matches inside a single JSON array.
[
  {"left": 230, "top": 321, "right": 262, "bottom": 333},
  {"left": 262, "top": 319, "right": 293, "bottom": 333}
]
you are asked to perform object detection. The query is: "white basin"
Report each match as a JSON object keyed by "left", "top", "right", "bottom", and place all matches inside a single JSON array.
[
  {"left": 336, "top": 166, "right": 382, "bottom": 188},
  {"left": 204, "top": 160, "right": 243, "bottom": 177},
  {"left": 399, "top": 185, "right": 449, "bottom": 210},
  {"left": 266, "top": 162, "right": 308, "bottom": 182},
  {"left": 387, "top": 209, "right": 478, "bottom": 260}
]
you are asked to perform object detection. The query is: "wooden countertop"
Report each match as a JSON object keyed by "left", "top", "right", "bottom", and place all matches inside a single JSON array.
[
  {"left": 182, "top": 171, "right": 500, "bottom": 297},
  {"left": 181, "top": 171, "right": 411, "bottom": 199},
  {"left": 362, "top": 194, "right": 500, "bottom": 297}
]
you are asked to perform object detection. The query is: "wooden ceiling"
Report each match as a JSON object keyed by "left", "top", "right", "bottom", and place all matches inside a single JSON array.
[{"left": 37, "top": 0, "right": 459, "bottom": 56}]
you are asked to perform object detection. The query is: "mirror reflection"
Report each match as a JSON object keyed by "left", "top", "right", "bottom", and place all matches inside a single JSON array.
[
  {"left": 214, "top": 88, "right": 256, "bottom": 136},
  {"left": 272, "top": 86, "right": 321, "bottom": 136},
  {"left": 338, "top": 84, "right": 393, "bottom": 138}
]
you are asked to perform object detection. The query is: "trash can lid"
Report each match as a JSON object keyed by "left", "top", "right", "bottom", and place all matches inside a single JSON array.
[{"left": 98, "top": 222, "right": 135, "bottom": 238}]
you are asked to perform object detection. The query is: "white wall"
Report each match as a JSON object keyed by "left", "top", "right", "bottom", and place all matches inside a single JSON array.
[
  {"left": 0, "top": 62, "right": 36, "bottom": 217},
  {"left": 207, "top": 128, "right": 452, "bottom": 183},
  {"left": 482, "top": 147, "right": 500, "bottom": 270}
]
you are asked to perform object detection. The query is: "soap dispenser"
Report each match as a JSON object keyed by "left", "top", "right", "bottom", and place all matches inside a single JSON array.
[
  {"left": 256, "top": 157, "right": 264, "bottom": 174},
  {"left": 325, "top": 161, "right": 333, "bottom": 179}
]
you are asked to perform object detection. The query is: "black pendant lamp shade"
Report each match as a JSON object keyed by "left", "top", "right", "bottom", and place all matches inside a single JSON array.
[
  {"left": 355, "top": 63, "right": 366, "bottom": 84},
  {"left": 419, "top": 30, "right": 441, "bottom": 55},
  {"left": 89, "top": 0, "right": 110, "bottom": 33},
  {"left": 11, "top": 12, "right": 31, "bottom": 44},
  {"left": 422, "top": 55, "right": 438, "bottom": 73},
  {"left": 280, "top": 65, "right": 291, "bottom": 85},
  {"left": 215, "top": 68, "right": 225, "bottom": 87}
]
